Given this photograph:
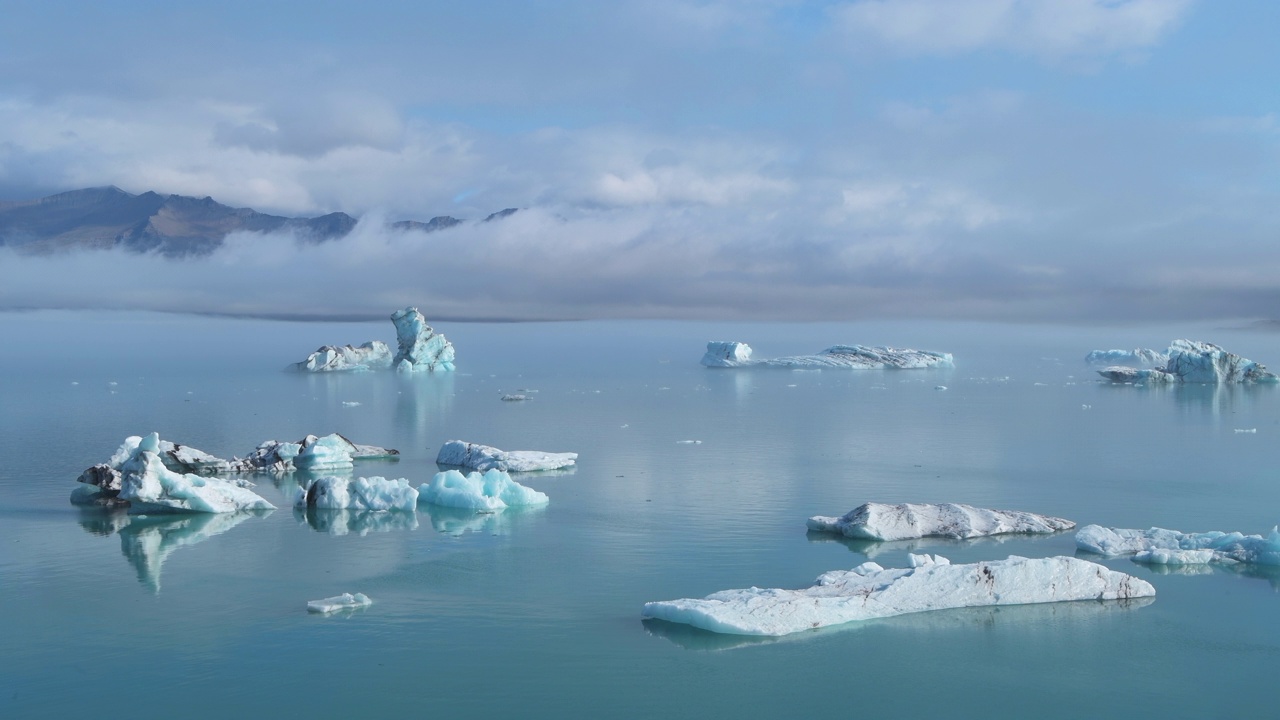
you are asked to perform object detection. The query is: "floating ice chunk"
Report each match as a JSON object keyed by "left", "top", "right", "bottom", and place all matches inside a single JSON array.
[
  {"left": 701, "top": 341, "right": 754, "bottom": 367},
  {"left": 342, "top": 401, "right": 361, "bottom": 407},
  {"left": 807, "top": 502, "right": 1075, "bottom": 542},
  {"left": 642, "top": 555, "right": 1153, "bottom": 636},
  {"left": 418, "top": 469, "right": 549, "bottom": 511},
  {"left": 116, "top": 433, "right": 276, "bottom": 513},
  {"left": 307, "top": 593, "right": 372, "bottom": 614},
  {"left": 701, "top": 341, "right": 953, "bottom": 370},
  {"left": 291, "top": 342, "right": 393, "bottom": 372},
  {"left": 676, "top": 440, "right": 702, "bottom": 445},
  {"left": 391, "top": 307, "right": 455, "bottom": 372},
  {"left": 1234, "top": 428, "right": 1257, "bottom": 434},
  {"left": 1076, "top": 524, "right": 1280, "bottom": 565},
  {"left": 294, "top": 434, "right": 355, "bottom": 472},
  {"left": 501, "top": 394, "right": 528, "bottom": 402},
  {"left": 1097, "top": 339, "right": 1278, "bottom": 384},
  {"left": 935, "top": 385, "right": 947, "bottom": 391},
  {"left": 1085, "top": 348, "right": 1170, "bottom": 367},
  {"left": 436, "top": 440, "right": 577, "bottom": 473},
  {"left": 294, "top": 476, "right": 418, "bottom": 511}
]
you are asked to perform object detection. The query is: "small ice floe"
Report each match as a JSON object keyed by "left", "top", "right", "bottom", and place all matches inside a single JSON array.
[
  {"left": 1076, "top": 524, "right": 1280, "bottom": 566},
  {"left": 307, "top": 593, "right": 372, "bottom": 614},
  {"left": 675, "top": 440, "right": 702, "bottom": 445},
  {"left": 642, "top": 554, "right": 1153, "bottom": 636},
  {"left": 501, "top": 394, "right": 528, "bottom": 402},
  {"left": 109, "top": 381, "right": 118, "bottom": 386},
  {"left": 701, "top": 341, "right": 953, "bottom": 370},
  {"left": 1234, "top": 428, "right": 1258, "bottom": 434},
  {"left": 1033, "top": 382, "right": 1048, "bottom": 387},
  {"left": 934, "top": 385, "right": 947, "bottom": 391},
  {"left": 71, "top": 381, "right": 79, "bottom": 385},
  {"left": 418, "top": 469, "right": 549, "bottom": 511},
  {"left": 436, "top": 440, "right": 577, "bottom": 473},
  {"left": 342, "top": 401, "right": 361, "bottom": 407},
  {"left": 294, "top": 476, "right": 418, "bottom": 511},
  {"left": 807, "top": 502, "right": 1075, "bottom": 542},
  {"left": 1082, "top": 404, "right": 1092, "bottom": 410}
]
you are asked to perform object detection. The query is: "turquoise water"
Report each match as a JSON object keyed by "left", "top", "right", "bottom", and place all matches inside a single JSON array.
[{"left": 2, "top": 311, "right": 1279, "bottom": 718}]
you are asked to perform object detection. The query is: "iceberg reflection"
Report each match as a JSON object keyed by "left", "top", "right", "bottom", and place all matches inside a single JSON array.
[
  {"left": 118, "top": 511, "right": 269, "bottom": 593},
  {"left": 295, "top": 507, "right": 419, "bottom": 536},
  {"left": 423, "top": 504, "right": 545, "bottom": 536}
]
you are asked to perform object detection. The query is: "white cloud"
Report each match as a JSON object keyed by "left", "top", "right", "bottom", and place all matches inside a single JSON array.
[{"left": 834, "top": 0, "right": 1194, "bottom": 61}]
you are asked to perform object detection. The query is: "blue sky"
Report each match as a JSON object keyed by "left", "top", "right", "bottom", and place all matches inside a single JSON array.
[{"left": 1, "top": 0, "right": 1277, "bottom": 321}]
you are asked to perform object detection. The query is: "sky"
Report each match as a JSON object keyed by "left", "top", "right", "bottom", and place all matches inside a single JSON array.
[{"left": 1, "top": 0, "right": 1278, "bottom": 322}]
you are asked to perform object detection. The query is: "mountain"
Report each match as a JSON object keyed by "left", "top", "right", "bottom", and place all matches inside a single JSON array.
[{"left": 0, "top": 187, "right": 518, "bottom": 256}]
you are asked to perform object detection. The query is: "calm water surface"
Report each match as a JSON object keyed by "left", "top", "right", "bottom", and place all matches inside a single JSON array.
[{"left": 1, "top": 311, "right": 1278, "bottom": 718}]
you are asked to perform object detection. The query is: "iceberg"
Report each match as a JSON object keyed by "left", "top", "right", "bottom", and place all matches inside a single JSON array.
[
  {"left": 240, "top": 433, "right": 397, "bottom": 474},
  {"left": 1076, "top": 524, "right": 1280, "bottom": 566},
  {"left": 307, "top": 593, "right": 373, "bottom": 614},
  {"left": 294, "top": 475, "right": 419, "bottom": 511},
  {"left": 436, "top": 440, "right": 578, "bottom": 473},
  {"left": 1085, "top": 348, "right": 1169, "bottom": 367},
  {"left": 1097, "top": 339, "right": 1278, "bottom": 384},
  {"left": 701, "top": 342, "right": 953, "bottom": 370},
  {"left": 418, "top": 469, "right": 549, "bottom": 511},
  {"left": 807, "top": 502, "right": 1075, "bottom": 542},
  {"left": 290, "top": 341, "right": 393, "bottom": 372},
  {"left": 116, "top": 433, "right": 276, "bottom": 513},
  {"left": 391, "top": 307, "right": 455, "bottom": 372},
  {"left": 290, "top": 306, "right": 454, "bottom": 373},
  {"left": 642, "top": 554, "right": 1154, "bottom": 636}
]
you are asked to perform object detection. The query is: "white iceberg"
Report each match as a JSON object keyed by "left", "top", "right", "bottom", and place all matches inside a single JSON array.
[
  {"left": 642, "top": 554, "right": 1154, "bottom": 636},
  {"left": 1076, "top": 524, "right": 1280, "bottom": 565},
  {"left": 701, "top": 342, "right": 953, "bottom": 370},
  {"left": 436, "top": 440, "right": 577, "bottom": 473},
  {"left": 807, "top": 502, "right": 1075, "bottom": 542},
  {"left": 291, "top": 341, "right": 393, "bottom": 372},
  {"left": 240, "top": 433, "right": 397, "bottom": 474},
  {"left": 1097, "top": 339, "right": 1278, "bottom": 384},
  {"left": 1085, "top": 348, "right": 1169, "bottom": 367},
  {"left": 294, "top": 475, "right": 418, "bottom": 511},
  {"left": 116, "top": 433, "right": 276, "bottom": 513},
  {"left": 391, "top": 307, "right": 455, "bottom": 372},
  {"left": 702, "top": 341, "right": 754, "bottom": 367},
  {"left": 417, "top": 469, "right": 549, "bottom": 511},
  {"left": 290, "top": 306, "right": 453, "bottom": 373},
  {"left": 307, "top": 592, "right": 373, "bottom": 614}
]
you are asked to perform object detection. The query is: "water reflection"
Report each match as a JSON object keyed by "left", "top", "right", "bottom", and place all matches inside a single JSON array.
[
  {"left": 295, "top": 507, "right": 419, "bottom": 536},
  {"left": 394, "top": 372, "right": 455, "bottom": 436},
  {"left": 644, "top": 596, "right": 1155, "bottom": 652},
  {"left": 805, "top": 530, "right": 1071, "bottom": 559},
  {"left": 1098, "top": 380, "right": 1276, "bottom": 418},
  {"left": 76, "top": 509, "right": 271, "bottom": 592},
  {"left": 423, "top": 504, "right": 546, "bottom": 536}
]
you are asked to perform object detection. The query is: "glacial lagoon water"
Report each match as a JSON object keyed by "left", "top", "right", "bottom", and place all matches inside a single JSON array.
[{"left": 2, "top": 310, "right": 1279, "bottom": 718}]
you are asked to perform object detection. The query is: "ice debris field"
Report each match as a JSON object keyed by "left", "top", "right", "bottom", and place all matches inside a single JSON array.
[{"left": 67, "top": 314, "right": 1280, "bottom": 627}]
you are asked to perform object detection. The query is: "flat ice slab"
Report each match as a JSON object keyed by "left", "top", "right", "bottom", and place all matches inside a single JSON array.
[
  {"left": 436, "top": 440, "right": 577, "bottom": 472},
  {"left": 307, "top": 593, "right": 373, "bottom": 614},
  {"left": 418, "top": 469, "right": 549, "bottom": 511},
  {"left": 807, "top": 502, "right": 1075, "bottom": 542},
  {"left": 1076, "top": 524, "right": 1280, "bottom": 565},
  {"left": 1097, "top": 339, "right": 1278, "bottom": 384},
  {"left": 117, "top": 433, "right": 276, "bottom": 513},
  {"left": 294, "top": 476, "right": 418, "bottom": 511},
  {"left": 701, "top": 341, "right": 953, "bottom": 370},
  {"left": 642, "top": 554, "right": 1154, "bottom": 636}
]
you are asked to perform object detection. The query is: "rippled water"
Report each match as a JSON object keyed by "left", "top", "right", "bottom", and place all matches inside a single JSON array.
[{"left": 2, "top": 311, "right": 1279, "bottom": 718}]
